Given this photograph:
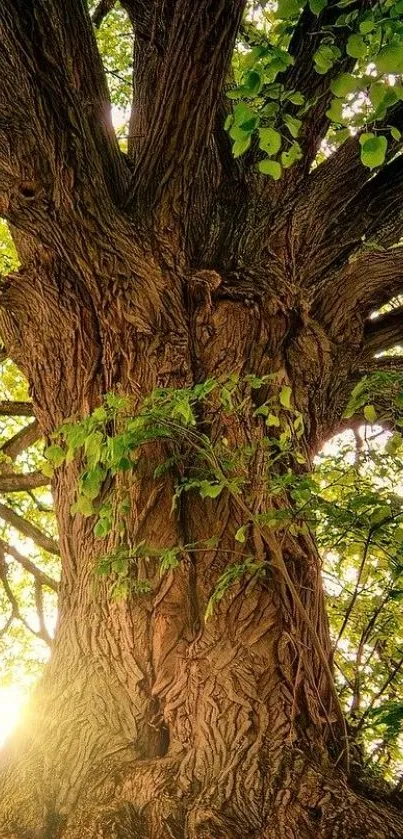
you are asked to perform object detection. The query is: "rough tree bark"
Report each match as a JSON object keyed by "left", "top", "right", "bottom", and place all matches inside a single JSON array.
[{"left": 0, "top": 1, "right": 403, "bottom": 837}]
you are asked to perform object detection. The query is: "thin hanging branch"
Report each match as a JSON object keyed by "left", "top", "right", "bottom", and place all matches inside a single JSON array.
[
  {"left": 0, "top": 547, "right": 52, "bottom": 644},
  {"left": 0, "top": 502, "right": 59, "bottom": 555},
  {"left": 0, "top": 538, "right": 58, "bottom": 591},
  {"left": 34, "top": 580, "right": 53, "bottom": 646},
  {"left": 356, "top": 652, "right": 403, "bottom": 734}
]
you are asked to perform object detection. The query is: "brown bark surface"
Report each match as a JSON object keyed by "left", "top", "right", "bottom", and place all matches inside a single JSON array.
[{"left": 0, "top": 1, "right": 403, "bottom": 837}]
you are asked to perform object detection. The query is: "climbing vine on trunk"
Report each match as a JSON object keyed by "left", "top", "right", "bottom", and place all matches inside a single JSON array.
[{"left": 1, "top": 0, "right": 403, "bottom": 837}]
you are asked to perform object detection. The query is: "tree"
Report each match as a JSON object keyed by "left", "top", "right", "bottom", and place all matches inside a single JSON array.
[{"left": 0, "top": 0, "right": 403, "bottom": 836}]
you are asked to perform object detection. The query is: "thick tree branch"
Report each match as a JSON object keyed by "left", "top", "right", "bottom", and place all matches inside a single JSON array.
[
  {"left": 0, "top": 0, "right": 128, "bottom": 246},
  {"left": 363, "top": 306, "right": 403, "bottom": 356},
  {"left": 0, "top": 471, "right": 49, "bottom": 493},
  {"left": 283, "top": 105, "right": 403, "bottom": 284},
  {"left": 127, "top": 0, "right": 246, "bottom": 212},
  {"left": 0, "top": 502, "right": 59, "bottom": 555},
  {"left": 92, "top": 0, "right": 118, "bottom": 28},
  {"left": 121, "top": 0, "right": 177, "bottom": 42},
  {"left": 0, "top": 401, "right": 34, "bottom": 417},
  {"left": 320, "top": 152, "right": 403, "bottom": 276},
  {"left": 0, "top": 538, "right": 58, "bottom": 592},
  {"left": 314, "top": 249, "right": 403, "bottom": 336},
  {"left": 357, "top": 355, "right": 403, "bottom": 374},
  {"left": 0, "top": 420, "right": 40, "bottom": 460}
]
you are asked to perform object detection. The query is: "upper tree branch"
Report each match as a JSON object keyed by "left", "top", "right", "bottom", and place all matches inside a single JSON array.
[
  {"left": 281, "top": 1, "right": 372, "bottom": 172},
  {"left": 92, "top": 0, "right": 118, "bottom": 29},
  {"left": 0, "top": 502, "right": 59, "bottom": 555},
  {"left": 0, "top": 0, "right": 128, "bottom": 245},
  {"left": 363, "top": 306, "right": 403, "bottom": 356},
  {"left": 34, "top": 578, "right": 53, "bottom": 646},
  {"left": 324, "top": 152, "right": 403, "bottom": 263},
  {"left": 358, "top": 355, "right": 403, "bottom": 373},
  {"left": 127, "top": 0, "right": 246, "bottom": 212},
  {"left": 314, "top": 249, "right": 403, "bottom": 337},
  {"left": 285, "top": 104, "right": 403, "bottom": 283}
]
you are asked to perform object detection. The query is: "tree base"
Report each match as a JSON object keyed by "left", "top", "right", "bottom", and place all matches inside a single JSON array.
[{"left": 2, "top": 745, "right": 401, "bottom": 839}]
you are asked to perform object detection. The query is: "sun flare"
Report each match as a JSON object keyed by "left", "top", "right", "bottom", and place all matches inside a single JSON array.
[{"left": 0, "top": 687, "right": 26, "bottom": 746}]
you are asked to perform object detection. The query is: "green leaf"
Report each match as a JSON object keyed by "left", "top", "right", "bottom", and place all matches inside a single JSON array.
[
  {"left": 172, "top": 399, "right": 196, "bottom": 426},
  {"left": 233, "top": 102, "right": 257, "bottom": 127},
  {"left": 293, "top": 413, "right": 305, "bottom": 437},
  {"left": 277, "top": 0, "right": 300, "bottom": 18},
  {"left": 287, "top": 91, "right": 305, "bottom": 105},
  {"left": 309, "top": 0, "right": 327, "bottom": 14},
  {"left": 80, "top": 465, "right": 105, "bottom": 500},
  {"left": 71, "top": 495, "right": 94, "bottom": 518},
  {"left": 258, "top": 159, "right": 282, "bottom": 179},
  {"left": 283, "top": 114, "right": 302, "bottom": 138},
  {"left": 94, "top": 518, "right": 112, "bottom": 538},
  {"left": 375, "top": 44, "right": 403, "bottom": 75},
  {"left": 359, "top": 17, "right": 375, "bottom": 35},
  {"left": 281, "top": 141, "right": 302, "bottom": 168},
  {"left": 364, "top": 404, "right": 377, "bottom": 424},
  {"left": 370, "top": 505, "right": 390, "bottom": 525},
  {"left": 330, "top": 73, "right": 357, "bottom": 98},
  {"left": 391, "top": 126, "right": 401, "bottom": 141},
  {"left": 313, "top": 42, "right": 341, "bottom": 74},
  {"left": 159, "top": 548, "right": 180, "bottom": 576},
  {"left": 385, "top": 431, "right": 403, "bottom": 455},
  {"left": 235, "top": 525, "right": 248, "bottom": 543},
  {"left": 84, "top": 430, "right": 104, "bottom": 468},
  {"left": 44, "top": 444, "right": 65, "bottom": 467},
  {"left": 279, "top": 385, "right": 292, "bottom": 410},
  {"left": 259, "top": 127, "right": 282, "bottom": 155},
  {"left": 243, "top": 70, "right": 262, "bottom": 97},
  {"left": 369, "top": 81, "right": 387, "bottom": 111},
  {"left": 346, "top": 34, "right": 367, "bottom": 59},
  {"left": 41, "top": 460, "right": 54, "bottom": 478},
  {"left": 359, "top": 133, "right": 387, "bottom": 169},
  {"left": 326, "top": 98, "right": 345, "bottom": 123},
  {"left": 233, "top": 135, "right": 251, "bottom": 158},
  {"left": 199, "top": 481, "right": 224, "bottom": 499},
  {"left": 266, "top": 413, "right": 280, "bottom": 427}
]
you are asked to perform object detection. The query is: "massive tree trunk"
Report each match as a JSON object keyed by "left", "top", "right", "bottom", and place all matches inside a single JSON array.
[{"left": 1, "top": 1, "right": 403, "bottom": 837}]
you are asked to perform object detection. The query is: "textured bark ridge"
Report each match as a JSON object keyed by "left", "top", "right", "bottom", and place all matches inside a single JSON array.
[{"left": 1, "top": 1, "right": 403, "bottom": 837}]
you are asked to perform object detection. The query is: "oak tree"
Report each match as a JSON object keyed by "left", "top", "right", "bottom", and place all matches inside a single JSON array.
[{"left": 1, "top": 1, "right": 403, "bottom": 837}]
